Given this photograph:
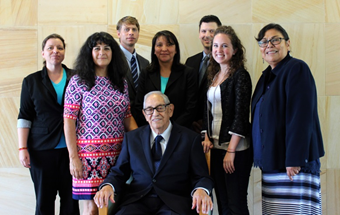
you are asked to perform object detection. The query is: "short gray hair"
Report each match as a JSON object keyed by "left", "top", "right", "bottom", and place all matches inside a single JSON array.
[{"left": 143, "top": 91, "right": 170, "bottom": 108}]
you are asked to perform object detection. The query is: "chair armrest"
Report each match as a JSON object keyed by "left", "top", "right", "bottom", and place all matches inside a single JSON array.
[{"left": 98, "top": 206, "right": 108, "bottom": 215}]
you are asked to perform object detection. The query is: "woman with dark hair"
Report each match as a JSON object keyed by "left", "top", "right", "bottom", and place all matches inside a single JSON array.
[
  {"left": 18, "top": 33, "right": 79, "bottom": 214},
  {"left": 202, "top": 26, "right": 252, "bottom": 214},
  {"left": 64, "top": 32, "right": 137, "bottom": 214},
  {"left": 134, "top": 30, "right": 197, "bottom": 127},
  {"left": 252, "top": 23, "right": 324, "bottom": 214}
]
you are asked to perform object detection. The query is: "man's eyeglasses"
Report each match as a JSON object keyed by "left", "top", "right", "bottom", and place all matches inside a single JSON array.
[
  {"left": 143, "top": 103, "right": 170, "bottom": 115},
  {"left": 258, "top": 37, "right": 285, "bottom": 48}
]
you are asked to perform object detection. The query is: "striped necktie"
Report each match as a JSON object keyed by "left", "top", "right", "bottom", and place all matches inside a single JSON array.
[{"left": 130, "top": 55, "right": 138, "bottom": 89}]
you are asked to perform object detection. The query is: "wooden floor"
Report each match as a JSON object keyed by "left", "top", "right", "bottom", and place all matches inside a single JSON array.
[
  {"left": 1, "top": 167, "right": 335, "bottom": 215},
  {"left": 0, "top": 168, "right": 219, "bottom": 215}
]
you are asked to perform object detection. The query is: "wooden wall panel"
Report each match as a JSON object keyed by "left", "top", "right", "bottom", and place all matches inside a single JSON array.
[
  {"left": 253, "top": 0, "right": 324, "bottom": 23},
  {"left": 0, "top": 28, "right": 37, "bottom": 98},
  {"left": 0, "top": 0, "right": 37, "bottom": 26},
  {"left": 178, "top": 0, "right": 251, "bottom": 24},
  {"left": 325, "top": 0, "right": 340, "bottom": 22},
  {"left": 38, "top": 0, "right": 107, "bottom": 25},
  {"left": 325, "top": 24, "right": 340, "bottom": 96}
]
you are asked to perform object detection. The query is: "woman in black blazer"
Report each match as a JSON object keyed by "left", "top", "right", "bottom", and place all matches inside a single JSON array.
[
  {"left": 252, "top": 23, "right": 324, "bottom": 215},
  {"left": 202, "top": 26, "right": 252, "bottom": 215},
  {"left": 17, "top": 34, "right": 79, "bottom": 215},
  {"left": 134, "top": 30, "right": 197, "bottom": 127}
]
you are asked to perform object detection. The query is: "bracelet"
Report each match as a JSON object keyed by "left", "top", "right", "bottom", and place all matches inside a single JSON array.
[
  {"left": 19, "top": 147, "right": 28, "bottom": 151},
  {"left": 227, "top": 150, "right": 235, "bottom": 153}
]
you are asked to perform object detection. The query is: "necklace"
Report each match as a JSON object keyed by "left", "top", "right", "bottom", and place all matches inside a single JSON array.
[{"left": 211, "top": 70, "right": 230, "bottom": 87}]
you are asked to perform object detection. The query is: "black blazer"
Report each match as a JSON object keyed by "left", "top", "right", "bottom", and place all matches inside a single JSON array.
[
  {"left": 126, "top": 54, "right": 149, "bottom": 116},
  {"left": 203, "top": 68, "right": 252, "bottom": 144},
  {"left": 251, "top": 55, "right": 324, "bottom": 171},
  {"left": 185, "top": 52, "right": 209, "bottom": 121},
  {"left": 18, "top": 65, "right": 72, "bottom": 150},
  {"left": 134, "top": 64, "right": 198, "bottom": 127},
  {"left": 102, "top": 123, "right": 213, "bottom": 214}
]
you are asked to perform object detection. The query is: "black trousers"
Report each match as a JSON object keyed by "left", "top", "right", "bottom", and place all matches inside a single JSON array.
[
  {"left": 29, "top": 148, "right": 79, "bottom": 215},
  {"left": 115, "top": 194, "right": 186, "bottom": 215},
  {"left": 211, "top": 148, "right": 253, "bottom": 215}
]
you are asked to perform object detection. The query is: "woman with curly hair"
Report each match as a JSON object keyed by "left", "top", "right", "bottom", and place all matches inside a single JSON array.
[
  {"left": 202, "top": 26, "right": 253, "bottom": 214},
  {"left": 64, "top": 32, "right": 137, "bottom": 214}
]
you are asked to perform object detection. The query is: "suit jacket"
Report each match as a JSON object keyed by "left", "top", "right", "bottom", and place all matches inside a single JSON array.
[
  {"left": 134, "top": 65, "right": 198, "bottom": 127},
  {"left": 102, "top": 123, "right": 213, "bottom": 214},
  {"left": 126, "top": 53, "right": 149, "bottom": 118},
  {"left": 185, "top": 52, "right": 209, "bottom": 122},
  {"left": 18, "top": 65, "right": 72, "bottom": 150},
  {"left": 251, "top": 54, "right": 324, "bottom": 171}
]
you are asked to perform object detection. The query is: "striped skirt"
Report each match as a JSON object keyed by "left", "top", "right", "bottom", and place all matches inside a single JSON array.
[{"left": 262, "top": 171, "right": 322, "bottom": 215}]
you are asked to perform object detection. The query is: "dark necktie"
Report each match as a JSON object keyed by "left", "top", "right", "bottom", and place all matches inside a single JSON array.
[
  {"left": 152, "top": 135, "right": 163, "bottom": 170},
  {"left": 199, "top": 55, "right": 209, "bottom": 86},
  {"left": 130, "top": 55, "right": 138, "bottom": 89}
]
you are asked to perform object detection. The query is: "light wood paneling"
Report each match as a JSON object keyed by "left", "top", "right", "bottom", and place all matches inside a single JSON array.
[
  {"left": 253, "top": 0, "right": 325, "bottom": 23},
  {"left": 323, "top": 96, "right": 340, "bottom": 168},
  {"left": 109, "top": 0, "right": 148, "bottom": 25},
  {"left": 179, "top": 0, "right": 251, "bottom": 24},
  {"left": 0, "top": 98, "right": 20, "bottom": 168},
  {"left": 0, "top": 28, "right": 37, "bottom": 98},
  {"left": 38, "top": 0, "right": 107, "bottom": 25},
  {"left": 0, "top": 0, "right": 37, "bottom": 26},
  {"left": 325, "top": 0, "right": 340, "bottom": 22},
  {"left": 326, "top": 169, "right": 340, "bottom": 214},
  {"left": 325, "top": 24, "right": 340, "bottom": 96}
]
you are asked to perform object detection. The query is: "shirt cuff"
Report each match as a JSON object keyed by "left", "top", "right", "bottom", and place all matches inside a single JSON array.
[
  {"left": 228, "top": 131, "right": 245, "bottom": 138},
  {"left": 99, "top": 183, "right": 115, "bottom": 193},
  {"left": 191, "top": 187, "right": 210, "bottom": 196},
  {"left": 17, "top": 119, "right": 32, "bottom": 128}
]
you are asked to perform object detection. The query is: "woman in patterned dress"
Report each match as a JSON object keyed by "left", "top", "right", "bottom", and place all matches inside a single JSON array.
[{"left": 64, "top": 32, "right": 138, "bottom": 214}]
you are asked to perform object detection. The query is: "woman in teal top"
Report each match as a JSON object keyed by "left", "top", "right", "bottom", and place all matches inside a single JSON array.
[
  {"left": 135, "top": 30, "right": 198, "bottom": 127},
  {"left": 17, "top": 34, "right": 79, "bottom": 214}
]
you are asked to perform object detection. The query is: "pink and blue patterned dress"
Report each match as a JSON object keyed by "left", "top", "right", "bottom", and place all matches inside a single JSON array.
[{"left": 64, "top": 75, "right": 131, "bottom": 200}]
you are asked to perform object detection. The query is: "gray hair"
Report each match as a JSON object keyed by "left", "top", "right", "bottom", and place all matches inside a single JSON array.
[{"left": 143, "top": 91, "right": 170, "bottom": 108}]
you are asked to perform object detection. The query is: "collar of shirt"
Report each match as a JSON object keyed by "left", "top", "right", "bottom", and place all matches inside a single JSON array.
[
  {"left": 120, "top": 44, "right": 136, "bottom": 62},
  {"left": 150, "top": 121, "right": 173, "bottom": 154},
  {"left": 202, "top": 51, "right": 209, "bottom": 61}
]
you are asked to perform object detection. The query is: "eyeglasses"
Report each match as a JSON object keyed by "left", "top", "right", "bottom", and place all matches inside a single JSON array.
[
  {"left": 143, "top": 103, "right": 170, "bottom": 115},
  {"left": 258, "top": 37, "right": 285, "bottom": 48}
]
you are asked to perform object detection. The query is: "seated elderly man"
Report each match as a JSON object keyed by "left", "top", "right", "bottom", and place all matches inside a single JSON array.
[{"left": 94, "top": 91, "right": 213, "bottom": 214}]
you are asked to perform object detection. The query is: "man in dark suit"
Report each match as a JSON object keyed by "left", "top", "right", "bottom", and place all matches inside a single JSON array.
[
  {"left": 117, "top": 16, "right": 149, "bottom": 117},
  {"left": 94, "top": 91, "right": 213, "bottom": 215},
  {"left": 185, "top": 15, "right": 221, "bottom": 134}
]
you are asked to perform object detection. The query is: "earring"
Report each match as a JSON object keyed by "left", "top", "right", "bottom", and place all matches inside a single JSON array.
[{"left": 262, "top": 58, "right": 264, "bottom": 64}]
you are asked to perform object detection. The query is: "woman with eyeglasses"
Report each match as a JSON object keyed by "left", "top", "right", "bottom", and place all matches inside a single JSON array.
[
  {"left": 252, "top": 23, "right": 324, "bottom": 214},
  {"left": 134, "top": 30, "right": 197, "bottom": 128},
  {"left": 202, "top": 25, "right": 252, "bottom": 214}
]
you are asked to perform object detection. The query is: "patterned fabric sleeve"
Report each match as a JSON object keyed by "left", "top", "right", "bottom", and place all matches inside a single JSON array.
[
  {"left": 123, "top": 80, "right": 132, "bottom": 119},
  {"left": 64, "top": 75, "right": 84, "bottom": 120}
]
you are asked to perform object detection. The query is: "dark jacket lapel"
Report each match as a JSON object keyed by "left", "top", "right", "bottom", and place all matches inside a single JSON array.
[
  {"left": 141, "top": 125, "right": 155, "bottom": 173},
  {"left": 41, "top": 66, "right": 58, "bottom": 102},
  {"left": 155, "top": 123, "right": 181, "bottom": 175}
]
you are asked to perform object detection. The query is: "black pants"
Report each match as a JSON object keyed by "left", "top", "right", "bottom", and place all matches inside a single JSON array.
[
  {"left": 115, "top": 195, "right": 182, "bottom": 215},
  {"left": 211, "top": 148, "right": 253, "bottom": 215},
  {"left": 29, "top": 148, "right": 79, "bottom": 215}
]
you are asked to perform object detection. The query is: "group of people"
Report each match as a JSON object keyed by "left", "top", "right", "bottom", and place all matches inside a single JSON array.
[{"left": 17, "top": 14, "right": 324, "bottom": 215}]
